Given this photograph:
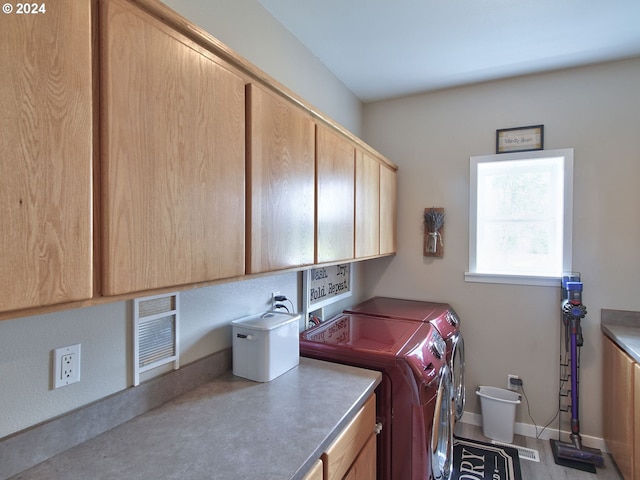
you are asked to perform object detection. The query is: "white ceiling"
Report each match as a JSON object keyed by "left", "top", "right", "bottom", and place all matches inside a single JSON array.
[{"left": 256, "top": 0, "right": 640, "bottom": 102}]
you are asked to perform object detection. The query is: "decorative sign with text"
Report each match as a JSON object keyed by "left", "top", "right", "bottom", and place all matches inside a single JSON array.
[
  {"left": 496, "top": 124, "right": 544, "bottom": 154},
  {"left": 305, "top": 263, "right": 352, "bottom": 311}
]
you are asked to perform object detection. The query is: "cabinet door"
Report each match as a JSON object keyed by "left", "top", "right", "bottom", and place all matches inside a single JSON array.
[
  {"left": 634, "top": 363, "right": 640, "bottom": 480},
  {"left": 355, "top": 150, "right": 380, "bottom": 258},
  {"left": 602, "top": 336, "right": 634, "bottom": 480},
  {"left": 0, "top": 0, "right": 93, "bottom": 311},
  {"left": 246, "top": 84, "right": 315, "bottom": 273},
  {"left": 344, "top": 433, "right": 376, "bottom": 480},
  {"left": 100, "top": 0, "right": 245, "bottom": 295},
  {"left": 379, "top": 164, "right": 397, "bottom": 255},
  {"left": 316, "top": 125, "right": 355, "bottom": 264},
  {"left": 322, "top": 394, "right": 376, "bottom": 479},
  {"left": 302, "top": 459, "right": 323, "bottom": 480}
]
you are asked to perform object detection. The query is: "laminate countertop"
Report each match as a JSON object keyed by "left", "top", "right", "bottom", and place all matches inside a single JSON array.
[
  {"left": 601, "top": 308, "right": 640, "bottom": 363},
  {"left": 11, "top": 357, "right": 381, "bottom": 480}
]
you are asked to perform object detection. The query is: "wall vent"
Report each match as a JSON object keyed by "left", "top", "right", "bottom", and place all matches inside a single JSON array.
[
  {"left": 133, "top": 292, "right": 179, "bottom": 386},
  {"left": 491, "top": 440, "right": 540, "bottom": 462}
]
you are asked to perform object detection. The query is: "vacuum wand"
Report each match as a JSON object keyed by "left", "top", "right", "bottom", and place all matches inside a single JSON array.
[
  {"left": 551, "top": 275, "right": 605, "bottom": 469},
  {"left": 564, "top": 300, "right": 586, "bottom": 449}
]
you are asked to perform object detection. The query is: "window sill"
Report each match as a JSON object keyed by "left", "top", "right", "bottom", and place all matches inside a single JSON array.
[{"left": 464, "top": 272, "right": 561, "bottom": 287}]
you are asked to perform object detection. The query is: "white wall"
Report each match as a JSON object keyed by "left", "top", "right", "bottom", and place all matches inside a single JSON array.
[
  {"left": 0, "top": 0, "right": 363, "bottom": 440},
  {"left": 361, "top": 58, "right": 640, "bottom": 439}
]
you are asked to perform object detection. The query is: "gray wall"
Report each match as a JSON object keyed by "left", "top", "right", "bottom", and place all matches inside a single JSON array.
[{"left": 362, "top": 57, "right": 640, "bottom": 439}]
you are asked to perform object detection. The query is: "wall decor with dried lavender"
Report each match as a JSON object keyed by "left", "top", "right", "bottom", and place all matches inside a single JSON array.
[{"left": 423, "top": 207, "right": 445, "bottom": 257}]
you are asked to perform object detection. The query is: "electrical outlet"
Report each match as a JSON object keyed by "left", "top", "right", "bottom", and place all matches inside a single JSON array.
[
  {"left": 271, "top": 291, "right": 280, "bottom": 310},
  {"left": 507, "top": 374, "right": 519, "bottom": 391},
  {"left": 53, "top": 344, "right": 81, "bottom": 389}
]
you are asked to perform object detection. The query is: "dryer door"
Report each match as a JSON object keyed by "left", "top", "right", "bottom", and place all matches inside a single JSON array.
[
  {"left": 451, "top": 333, "right": 466, "bottom": 421},
  {"left": 431, "top": 365, "right": 454, "bottom": 480}
]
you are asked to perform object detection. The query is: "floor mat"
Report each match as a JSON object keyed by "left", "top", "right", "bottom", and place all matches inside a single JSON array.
[{"left": 453, "top": 436, "right": 522, "bottom": 480}]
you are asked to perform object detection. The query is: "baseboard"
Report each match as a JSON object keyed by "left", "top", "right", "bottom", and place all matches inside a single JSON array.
[{"left": 459, "top": 412, "right": 608, "bottom": 452}]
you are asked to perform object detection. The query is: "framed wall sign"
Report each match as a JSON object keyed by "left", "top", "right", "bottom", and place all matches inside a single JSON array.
[
  {"left": 302, "top": 264, "right": 352, "bottom": 324},
  {"left": 496, "top": 125, "right": 544, "bottom": 154}
]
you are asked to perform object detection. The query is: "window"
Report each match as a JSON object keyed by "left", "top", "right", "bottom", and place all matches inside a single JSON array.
[{"left": 466, "top": 148, "right": 573, "bottom": 286}]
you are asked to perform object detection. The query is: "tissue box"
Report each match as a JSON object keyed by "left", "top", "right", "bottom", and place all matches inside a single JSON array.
[{"left": 231, "top": 311, "right": 300, "bottom": 382}]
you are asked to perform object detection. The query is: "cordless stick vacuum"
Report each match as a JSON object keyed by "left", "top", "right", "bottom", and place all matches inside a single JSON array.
[{"left": 550, "top": 273, "right": 605, "bottom": 471}]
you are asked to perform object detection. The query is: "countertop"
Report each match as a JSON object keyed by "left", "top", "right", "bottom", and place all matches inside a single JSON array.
[
  {"left": 11, "top": 357, "right": 381, "bottom": 480},
  {"left": 601, "top": 308, "right": 640, "bottom": 363}
]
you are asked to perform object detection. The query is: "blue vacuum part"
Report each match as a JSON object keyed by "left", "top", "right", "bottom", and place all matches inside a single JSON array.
[{"left": 561, "top": 272, "right": 581, "bottom": 300}]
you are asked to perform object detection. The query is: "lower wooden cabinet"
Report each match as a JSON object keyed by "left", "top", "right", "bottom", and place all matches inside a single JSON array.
[
  {"left": 322, "top": 394, "right": 377, "bottom": 479},
  {"left": 302, "top": 459, "right": 324, "bottom": 480},
  {"left": 603, "top": 335, "right": 637, "bottom": 479},
  {"left": 635, "top": 363, "right": 640, "bottom": 479},
  {"left": 303, "top": 394, "right": 377, "bottom": 480},
  {"left": 343, "top": 433, "right": 376, "bottom": 480}
]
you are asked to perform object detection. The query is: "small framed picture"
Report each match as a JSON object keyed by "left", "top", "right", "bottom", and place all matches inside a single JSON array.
[{"left": 496, "top": 125, "right": 544, "bottom": 154}]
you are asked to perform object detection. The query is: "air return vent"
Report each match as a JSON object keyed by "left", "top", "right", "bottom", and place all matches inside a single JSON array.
[
  {"left": 491, "top": 440, "right": 540, "bottom": 462},
  {"left": 133, "top": 292, "right": 179, "bottom": 386}
]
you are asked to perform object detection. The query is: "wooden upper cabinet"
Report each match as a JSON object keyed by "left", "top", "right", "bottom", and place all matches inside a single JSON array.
[
  {"left": 100, "top": 0, "right": 246, "bottom": 295},
  {"left": 246, "top": 84, "right": 315, "bottom": 273},
  {"left": 316, "top": 125, "right": 355, "bottom": 264},
  {"left": 355, "top": 150, "right": 380, "bottom": 258},
  {"left": 0, "top": 0, "right": 93, "bottom": 312},
  {"left": 380, "top": 163, "right": 398, "bottom": 255}
]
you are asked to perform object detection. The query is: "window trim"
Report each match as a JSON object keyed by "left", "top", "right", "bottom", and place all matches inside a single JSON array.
[{"left": 465, "top": 148, "right": 574, "bottom": 287}]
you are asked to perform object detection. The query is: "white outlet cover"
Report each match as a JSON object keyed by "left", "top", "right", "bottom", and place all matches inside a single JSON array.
[{"left": 53, "top": 344, "right": 81, "bottom": 389}]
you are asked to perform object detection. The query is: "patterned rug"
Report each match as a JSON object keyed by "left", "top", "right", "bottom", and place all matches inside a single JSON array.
[{"left": 452, "top": 436, "right": 522, "bottom": 480}]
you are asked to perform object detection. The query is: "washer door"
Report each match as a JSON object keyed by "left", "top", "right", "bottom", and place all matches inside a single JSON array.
[
  {"left": 451, "top": 333, "right": 466, "bottom": 421},
  {"left": 431, "top": 365, "right": 453, "bottom": 480}
]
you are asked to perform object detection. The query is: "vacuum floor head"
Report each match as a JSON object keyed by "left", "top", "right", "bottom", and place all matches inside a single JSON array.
[{"left": 550, "top": 439, "right": 604, "bottom": 473}]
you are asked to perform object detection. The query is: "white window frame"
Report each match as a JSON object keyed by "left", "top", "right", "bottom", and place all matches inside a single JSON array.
[{"left": 465, "top": 148, "right": 574, "bottom": 287}]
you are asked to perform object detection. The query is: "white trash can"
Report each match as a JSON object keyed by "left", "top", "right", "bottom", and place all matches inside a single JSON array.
[{"left": 476, "top": 386, "right": 521, "bottom": 443}]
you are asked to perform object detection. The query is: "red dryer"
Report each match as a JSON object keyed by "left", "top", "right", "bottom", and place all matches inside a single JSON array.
[
  {"left": 300, "top": 313, "right": 454, "bottom": 480},
  {"left": 344, "top": 297, "right": 466, "bottom": 421}
]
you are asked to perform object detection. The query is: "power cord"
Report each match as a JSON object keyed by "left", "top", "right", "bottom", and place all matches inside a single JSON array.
[
  {"left": 274, "top": 303, "right": 290, "bottom": 312},
  {"left": 273, "top": 295, "right": 295, "bottom": 313},
  {"left": 519, "top": 382, "right": 559, "bottom": 439}
]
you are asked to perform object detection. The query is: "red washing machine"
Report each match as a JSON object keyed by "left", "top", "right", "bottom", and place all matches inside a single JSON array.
[
  {"left": 344, "top": 297, "right": 466, "bottom": 421},
  {"left": 300, "top": 313, "right": 454, "bottom": 480}
]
